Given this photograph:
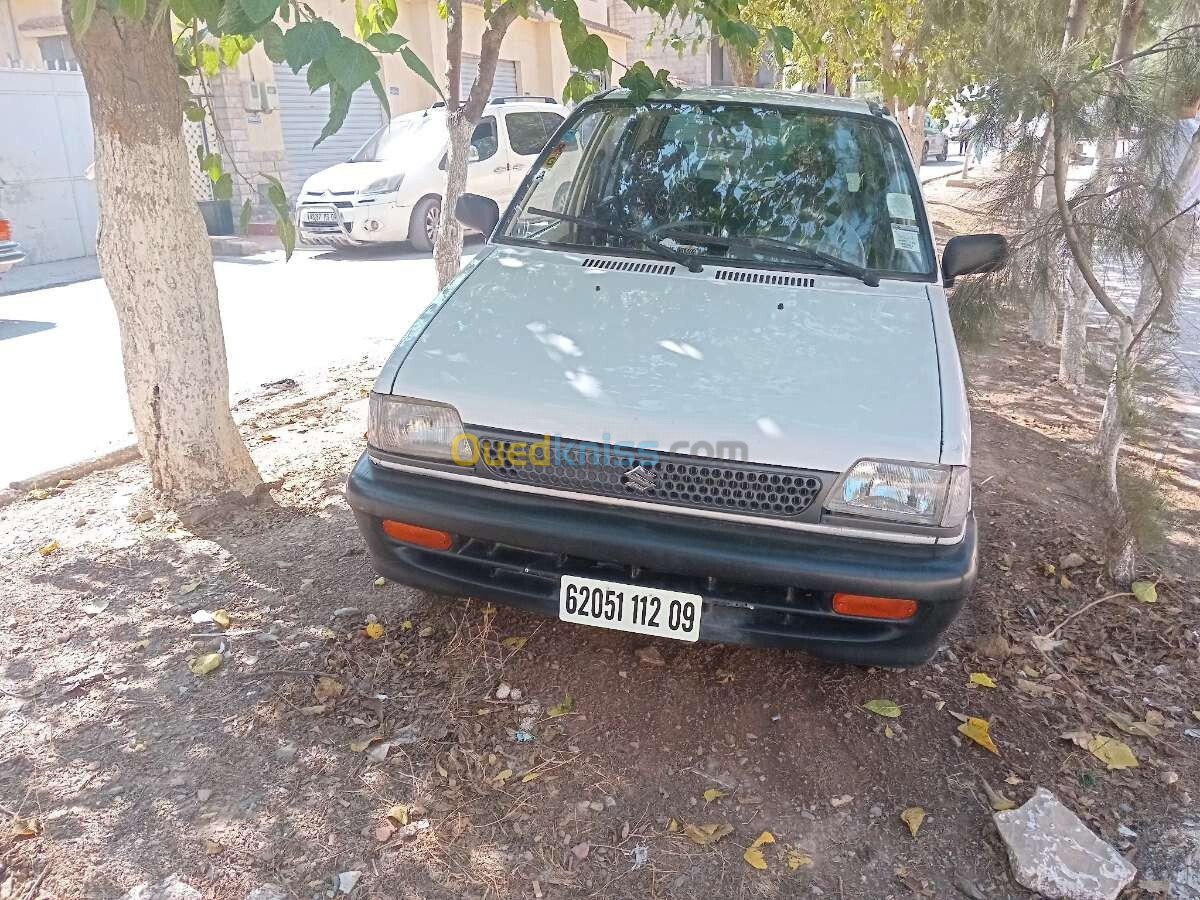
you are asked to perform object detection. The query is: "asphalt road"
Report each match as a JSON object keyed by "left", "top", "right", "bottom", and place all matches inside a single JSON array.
[{"left": 0, "top": 244, "right": 447, "bottom": 486}]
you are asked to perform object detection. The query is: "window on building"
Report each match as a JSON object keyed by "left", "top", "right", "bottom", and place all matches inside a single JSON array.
[
  {"left": 37, "top": 35, "right": 77, "bottom": 68},
  {"left": 505, "top": 111, "right": 565, "bottom": 156}
]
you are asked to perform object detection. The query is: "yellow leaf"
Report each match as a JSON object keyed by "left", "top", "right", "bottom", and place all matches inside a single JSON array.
[
  {"left": 298, "top": 704, "right": 327, "bottom": 715},
  {"left": 982, "top": 779, "right": 1016, "bottom": 811},
  {"left": 684, "top": 823, "right": 733, "bottom": 846},
  {"left": 548, "top": 695, "right": 573, "bottom": 718},
  {"left": 365, "top": 622, "right": 384, "bottom": 639},
  {"left": 400, "top": 620, "right": 413, "bottom": 631},
  {"left": 667, "top": 818, "right": 680, "bottom": 833},
  {"left": 703, "top": 788, "right": 726, "bottom": 803},
  {"left": 37, "top": 540, "right": 59, "bottom": 557},
  {"left": 1088, "top": 735, "right": 1139, "bottom": 770},
  {"left": 750, "top": 830, "right": 775, "bottom": 848},
  {"left": 787, "top": 849, "right": 814, "bottom": 870},
  {"left": 1105, "top": 712, "right": 1160, "bottom": 738},
  {"left": 211, "top": 609, "right": 231, "bottom": 629},
  {"left": 716, "top": 669, "right": 735, "bottom": 684},
  {"left": 179, "top": 581, "right": 200, "bottom": 595},
  {"left": 204, "top": 838, "right": 224, "bottom": 855},
  {"left": 10, "top": 817, "right": 41, "bottom": 838},
  {"left": 1005, "top": 774, "right": 1024, "bottom": 785},
  {"left": 373, "top": 576, "right": 387, "bottom": 587},
  {"left": 495, "top": 768, "right": 513, "bottom": 783},
  {"left": 863, "top": 699, "right": 902, "bottom": 718},
  {"left": 501, "top": 636, "right": 528, "bottom": 650},
  {"left": 386, "top": 804, "right": 409, "bottom": 825},
  {"left": 900, "top": 806, "right": 925, "bottom": 837},
  {"left": 969, "top": 672, "right": 997, "bottom": 689},
  {"left": 350, "top": 734, "right": 382, "bottom": 752},
  {"left": 521, "top": 771, "right": 541, "bottom": 784},
  {"left": 318, "top": 626, "right": 337, "bottom": 640},
  {"left": 260, "top": 433, "right": 276, "bottom": 442},
  {"left": 958, "top": 717, "right": 999, "bottom": 754},
  {"left": 132, "top": 639, "right": 150, "bottom": 651},
  {"left": 187, "top": 652, "right": 223, "bottom": 676},
  {"left": 884, "top": 724, "right": 895, "bottom": 739},
  {"left": 315, "top": 676, "right": 344, "bottom": 701},
  {"left": 28, "top": 488, "right": 51, "bottom": 501},
  {"left": 1131, "top": 580, "right": 1157, "bottom": 603},
  {"left": 744, "top": 847, "right": 768, "bottom": 870}
]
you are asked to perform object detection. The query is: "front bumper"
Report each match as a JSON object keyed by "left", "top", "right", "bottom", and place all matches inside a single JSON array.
[
  {"left": 296, "top": 201, "right": 411, "bottom": 246},
  {"left": 0, "top": 240, "right": 24, "bottom": 274},
  {"left": 345, "top": 453, "right": 977, "bottom": 667}
]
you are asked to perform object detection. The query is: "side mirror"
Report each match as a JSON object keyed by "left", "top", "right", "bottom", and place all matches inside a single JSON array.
[
  {"left": 941, "top": 234, "right": 1008, "bottom": 287},
  {"left": 467, "top": 145, "right": 480, "bottom": 163},
  {"left": 455, "top": 193, "right": 500, "bottom": 236}
]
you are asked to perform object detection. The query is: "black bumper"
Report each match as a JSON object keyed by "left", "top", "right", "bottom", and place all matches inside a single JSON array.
[{"left": 345, "top": 453, "right": 977, "bottom": 667}]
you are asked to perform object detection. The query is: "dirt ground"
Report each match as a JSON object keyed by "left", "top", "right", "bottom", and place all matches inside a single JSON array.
[{"left": 3, "top": 209, "right": 1199, "bottom": 899}]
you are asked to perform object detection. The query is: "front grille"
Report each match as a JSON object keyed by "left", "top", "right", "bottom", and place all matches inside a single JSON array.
[
  {"left": 714, "top": 268, "right": 815, "bottom": 288},
  {"left": 581, "top": 257, "right": 677, "bottom": 275},
  {"left": 474, "top": 432, "right": 824, "bottom": 519}
]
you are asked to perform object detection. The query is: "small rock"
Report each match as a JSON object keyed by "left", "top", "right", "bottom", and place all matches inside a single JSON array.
[
  {"left": 1163, "top": 771, "right": 1180, "bottom": 786},
  {"left": 509, "top": 688, "right": 522, "bottom": 701},
  {"left": 869, "top": 804, "right": 882, "bottom": 818},
  {"left": 571, "top": 841, "right": 590, "bottom": 861},
  {"left": 121, "top": 876, "right": 202, "bottom": 900},
  {"left": 246, "top": 886, "right": 288, "bottom": 900},
  {"left": 133, "top": 510, "right": 154, "bottom": 524},
  {"left": 418, "top": 625, "right": 434, "bottom": 638},
  {"left": 830, "top": 795, "right": 853, "bottom": 808},
  {"left": 635, "top": 646, "right": 665, "bottom": 667},
  {"left": 976, "top": 632, "right": 1011, "bottom": 660},
  {"left": 575, "top": 801, "right": 591, "bottom": 814},
  {"left": 588, "top": 801, "right": 604, "bottom": 813},
  {"left": 332, "top": 872, "right": 360, "bottom": 895},
  {"left": 332, "top": 607, "right": 360, "bottom": 619},
  {"left": 273, "top": 742, "right": 298, "bottom": 762},
  {"left": 995, "top": 787, "right": 1135, "bottom": 900},
  {"left": 1060, "top": 552, "right": 1086, "bottom": 571},
  {"left": 196, "top": 789, "right": 212, "bottom": 803},
  {"left": 495, "top": 682, "right": 512, "bottom": 700},
  {"left": 604, "top": 796, "right": 616, "bottom": 808}
]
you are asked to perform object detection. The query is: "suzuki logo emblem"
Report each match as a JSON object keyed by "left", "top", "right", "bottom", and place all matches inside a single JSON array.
[{"left": 620, "top": 464, "right": 657, "bottom": 494}]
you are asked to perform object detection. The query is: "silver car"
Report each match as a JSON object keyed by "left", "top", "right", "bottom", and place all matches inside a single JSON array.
[{"left": 0, "top": 209, "right": 24, "bottom": 276}]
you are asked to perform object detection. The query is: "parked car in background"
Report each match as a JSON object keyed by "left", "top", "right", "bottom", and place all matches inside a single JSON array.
[
  {"left": 923, "top": 115, "right": 949, "bottom": 162},
  {"left": 0, "top": 209, "right": 24, "bottom": 276},
  {"left": 347, "top": 87, "right": 1007, "bottom": 667},
  {"left": 296, "top": 97, "right": 568, "bottom": 252}
]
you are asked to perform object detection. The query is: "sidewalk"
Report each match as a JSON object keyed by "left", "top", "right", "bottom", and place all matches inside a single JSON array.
[{"left": 0, "top": 255, "right": 100, "bottom": 297}]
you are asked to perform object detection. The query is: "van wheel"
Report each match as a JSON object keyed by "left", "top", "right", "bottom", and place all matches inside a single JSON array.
[
  {"left": 409, "top": 197, "right": 441, "bottom": 253},
  {"left": 921, "top": 141, "right": 929, "bottom": 163},
  {"left": 936, "top": 147, "right": 948, "bottom": 162}
]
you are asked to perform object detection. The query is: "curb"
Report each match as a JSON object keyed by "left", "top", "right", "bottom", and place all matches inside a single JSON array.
[{"left": 5, "top": 444, "right": 139, "bottom": 502}]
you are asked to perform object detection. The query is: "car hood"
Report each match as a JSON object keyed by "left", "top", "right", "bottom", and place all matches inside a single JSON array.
[
  {"left": 388, "top": 246, "right": 944, "bottom": 472},
  {"left": 302, "top": 161, "right": 398, "bottom": 194}
]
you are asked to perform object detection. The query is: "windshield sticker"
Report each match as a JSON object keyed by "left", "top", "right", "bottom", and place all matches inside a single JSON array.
[
  {"left": 887, "top": 192, "right": 916, "bottom": 220},
  {"left": 892, "top": 224, "right": 921, "bottom": 253},
  {"left": 543, "top": 142, "right": 565, "bottom": 169},
  {"left": 845, "top": 172, "right": 862, "bottom": 192}
]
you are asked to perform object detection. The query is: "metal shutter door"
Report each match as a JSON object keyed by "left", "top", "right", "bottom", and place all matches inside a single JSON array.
[
  {"left": 275, "top": 65, "right": 385, "bottom": 198},
  {"left": 459, "top": 56, "right": 519, "bottom": 99}
]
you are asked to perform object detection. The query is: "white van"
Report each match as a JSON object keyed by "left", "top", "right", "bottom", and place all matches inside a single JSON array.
[
  {"left": 296, "top": 97, "right": 568, "bottom": 251},
  {"left": 347, "top": 87, "right": 1006, "bottom": 667}
]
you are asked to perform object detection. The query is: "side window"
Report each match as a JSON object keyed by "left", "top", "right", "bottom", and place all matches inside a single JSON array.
[
  {"left": 471, "top": 117, "right": 498, "bottom": 162},
  {"left": 506, "top": 111, "right": 564, "bottom": 156}
]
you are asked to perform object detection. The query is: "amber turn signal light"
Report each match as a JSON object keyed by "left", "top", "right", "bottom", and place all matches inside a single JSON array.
[
  {"left": 381, "top": 519, "right": 453, "bottom": 550},
  {"left": 0, "top": 219, "right": 11, "bottom": 242},
  {"left": 832, "top": 592, "right": 918, "bottom": 620}
]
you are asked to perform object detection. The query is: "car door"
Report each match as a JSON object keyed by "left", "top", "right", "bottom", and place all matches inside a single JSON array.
[
  {"left": 462, "top": 115, "right": 513, "bottom": 206},
  {"left": 501, "top": 110, "right": 566, "bottom": 194}
]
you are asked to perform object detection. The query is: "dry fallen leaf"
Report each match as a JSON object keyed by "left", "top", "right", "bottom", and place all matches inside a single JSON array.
[
  {"left": 350, "top": 734, "right": 382, "bottom": 752},
  {"left": 501, "top": 636, "right": 528, "bottom": 650},
  {"left": 982, "top": 779, "right": 1016, "bottom": 811},
  {"left": 204, "top": 838, "right": 224, "bottom": 855},
  {"left": 315, "top": 676, "right": 345, "bottom": 702},
  {"left": 82, "top": 599, "right": 110, "bottom": 616},
  {"left": 863, "top": 699, "right": 902, "bottom": 718},
  {"left": 683, "top": 823, "right": 733, "bottom": 846},
  {"left": 743, "top": 831, "right": 774, "bottom": 870},
  {"left": 132, "top": 638, "right": 150, "bottom": 651},
  {"left": 386, "top": 804, "right": 409, "bottom": 825},
  {"left": 37, "top": 540, "right": 59, "bottom": 557},
  {"left": 494, "top": 768, "right": 513, "bottom": 784},
  {"left": 667, "top": 818, "right": 680, "bottom": 833},
  {"left": 187, "top": 652, "right": 223, "bottom": 676},
  {"left": 373, "top": 576, "right": 387, "bottom": 587},
  {"left": 703, "top": 788, "right": 726, "bottom": 803},
  {"left": 1088, "top": 735, "right": 1139, "bottom": 770},
  {"left": 548, "top": 695, "right": 574, "bottom": 718},
  {"left": 969, "top": 672, "right": 997, "bottom": 689},
  {"left": 1106, "top": 712, "right": 1160, "bottom": 738},
  {"left": 958, "top": 717, "right": 999, "bottom": 754},
  {"left": 716, "top": 669, "right": 735, "bottom": 684},
  {"left": 1061, "top": 729, "right": 1094, "bottom": 749},
  {"left": 787, "top": 848, "right": 814, "bottom": 870},
  {"left": 1005, "top": 774, "right": 1024, "bottom": 786},
  {"left": 365, "top": 622, "right": 385, "bottom": 639},
  {"left": 211, "top": 609, "right": 231, "bottom": 629},
  {"left": 884, "top": 724, "right": 895, "bottom": 739},
  {"left": 900, "top": 806, "right": 925, "bottom": 837},
  {"left": 521, "top": 771, "right": 541, "bottom": 784},
  {"left": 1131, "top": 580, "right": 1157, "bottom": 603},
  {"left": 400, "top": 620, "right": 413, "bottom": 631},
  {"left": 179, "top": 581, "right": 200, "bottom": 595},
  {"left": 10, "top": 818, "right": 41, "bottom": 838}
]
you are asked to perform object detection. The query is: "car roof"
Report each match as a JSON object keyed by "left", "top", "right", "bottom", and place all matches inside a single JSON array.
[
  {"left": 388, "top": 98, "right": 566, "bottom": 126},
  {"left": 598, "top": 85, "right": 877, "bottom": 116}
]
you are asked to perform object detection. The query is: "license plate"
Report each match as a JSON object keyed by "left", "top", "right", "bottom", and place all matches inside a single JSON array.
[
  {"left": 559, "top": 575, "right": 702, "bottom": 642},
  {"left": 303, "top": 210, "right": 339, "bottom": 224}
]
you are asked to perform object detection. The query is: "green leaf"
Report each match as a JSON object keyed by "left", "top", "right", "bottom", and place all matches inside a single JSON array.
[
  {"left": 169, "top": 0, "right": 194, "bottom": 21},
  {"left": 188, "top": 0, "right": 218, "bottom": 18},
  {"left": 70, "top": 0, "right": 97, "bottom": 33},
  {"left": 717, "top": 19, "right": 758, "bottom": 50},
  {"left": 282, "top": 19, "right": 340, "bottom": 73},
  {"left": 618, "top": 60, "right": 664, "bottom": 102},
  {"left": 277, "top": 216, "right": 296, "bottom": 260},
  {"left": 369, "top": 73, "right": 390, "bottom": 117},
  {"left": 561, "top": 71, "right": 592, "bottom": 104},
  {"left": 366, "top": 32, "right": 407, "bottom": 52},
  {"left": 306, "top": 58, "right": 332, "bottom": 92},
  {"left": 567, "top": 33, "right": 609, "bottom": 72},
  {"left": 212, "top": 172, "right": 233, "bottom": 200},
  {"left": 862, "top": 699, "right": 902, "bottom": 718},
  {"left": 119, "top": 0, "right": 146, "bottom": 22},
  {"left": 184, "top": 102, "right": 207, "bottom": 122},
  {"left": 315, "top": 82, "right": 351, "bottom": 146},
  {"left": 238, "top": 198, "right": 254, "bottom": 235},
  {"left": 400, "top": 45, "right": 442, "bottom": 99},
  {"left": 1131, "top": 580, "right": 1157, "bottom": 603},
  {"left": 197, "top": 43, "right": 220, "bottom": 76},
  {"left": 263, "top": 173, "right": 288, "bottom": 210},
  {"left": 201, "top": 152, "right": 222, "bottom": 180},
  {"left": 324, "top": 35, "right": 379, "bottom": 91},
  {"left": 259, "top": 21, "right": 286, "bottom": 63},
  {"left": 219, "top": 33, "right": 243, "bottom": 67},
  {"left": 547, "top": 695, "right": 573, "bottom": 717},
  {"left": 768, "top": 25, "right": 794, "bottom": 52},
  {"left": 237, "top": 0, "right": 278, "bottom": 25}
]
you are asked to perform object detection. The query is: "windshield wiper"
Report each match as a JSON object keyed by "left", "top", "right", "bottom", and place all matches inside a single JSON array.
[
  {"left": 730, "top": 235, "right": 880, "bottom": 287},
  {"left": 525, "top": 207, "right": 704, "bottom": 273}
]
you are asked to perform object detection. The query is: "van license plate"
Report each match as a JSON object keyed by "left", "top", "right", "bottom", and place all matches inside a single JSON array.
[
  {"left": 303, "top": 210, "right": 339, "bottom": 224},
  {"left": 559, "top": 576, "right": 702, "bottom": 642}
]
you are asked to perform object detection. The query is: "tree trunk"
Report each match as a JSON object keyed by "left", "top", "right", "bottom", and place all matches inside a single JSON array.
[
  {"left": 727, "top": 42, "right": 758, "bottom": 87},
  {"left": 433, "top": 0, "right": 519, "bottom": 290},
  {"left": 1096, "top": 321, "right": 1136, "bottom": 585},
  {"left": 1038, "top": 0, "right": 1091, "bottom": 209},
  {"left": 66, "top": 4, "right": 260, "bottom": 502},
  {"left": 1059, "top": 256, "right": 1089, "bottom": 386},
  {"left": 960, "top": 139, "right": 972, "bottom": 176}
]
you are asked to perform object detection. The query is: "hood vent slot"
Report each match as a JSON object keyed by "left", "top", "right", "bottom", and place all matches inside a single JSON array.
[
  {"left": 714, "top": 269, "right": 815, "bottom": 288},
  {"left": 582, "top": 257, "right": 677, "bottom": 276}
]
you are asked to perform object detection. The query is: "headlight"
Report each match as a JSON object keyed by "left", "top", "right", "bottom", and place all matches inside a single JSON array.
[
  {"left": 362, "top": 175, "right": 404, "bottom": 195},
  {"left": 826, "top": 459, "right": 971, "bottom": 528},
  {"left": 368, "top": 394, "right": 463, "bottom": 460}
]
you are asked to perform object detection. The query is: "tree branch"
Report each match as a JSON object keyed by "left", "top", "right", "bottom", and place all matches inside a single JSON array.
[
  {"left": 445, "top": 0, "right": 463, "bottom": 109},
  {"left": 462, "top": 1, "right": 519, "bottom": 122}
]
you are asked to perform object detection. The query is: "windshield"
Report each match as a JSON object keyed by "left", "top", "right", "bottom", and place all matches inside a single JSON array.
[
  {"left": 351, "top": 114, "right": 442, "bottom": 162},
  {"left": 502, "top": 100, "right": 934, "bottom": 278}
]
